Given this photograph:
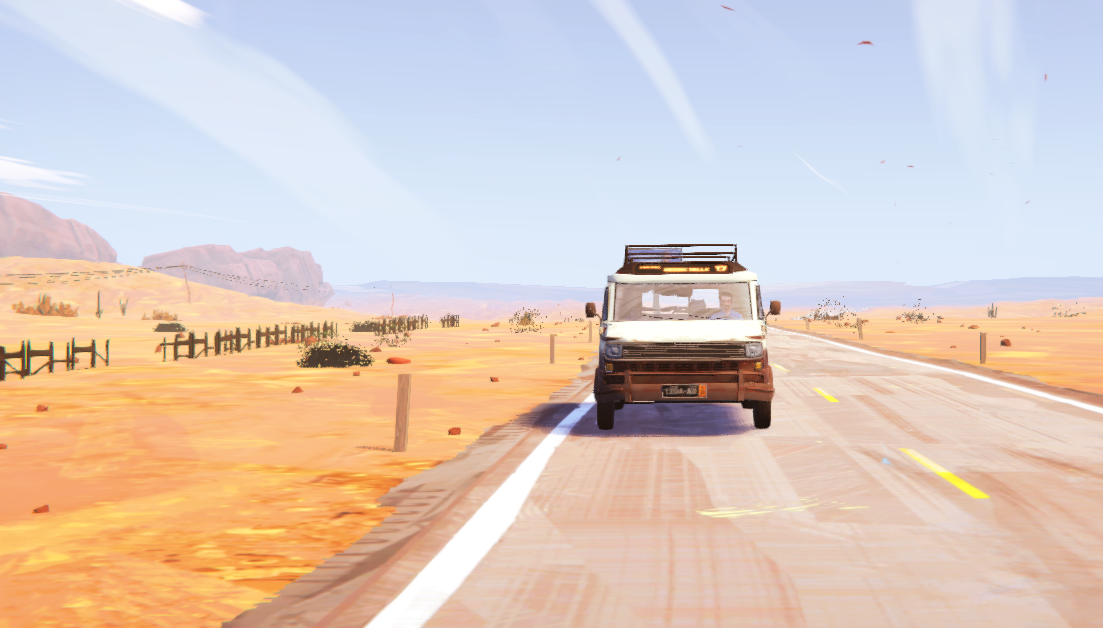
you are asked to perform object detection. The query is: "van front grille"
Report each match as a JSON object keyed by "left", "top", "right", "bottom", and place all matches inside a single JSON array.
[
  {"left": 614, "top": 361, "right": 736, "bottom": 373},
  {"left": 620, "top": 343, "right": 746, "bottom": 360}
]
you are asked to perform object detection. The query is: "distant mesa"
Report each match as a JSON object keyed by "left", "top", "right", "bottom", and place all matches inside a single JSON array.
[
  {"left": 0, "top": 194, "right": 117, "bottom": 263},
  {"left": 142, "top": 244, "right": 334, "bottom": 307}
]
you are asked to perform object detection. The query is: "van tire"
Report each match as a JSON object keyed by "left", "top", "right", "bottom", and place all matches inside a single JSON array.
[
  {"left": 752, "top": 401, "right": 772, "bottom": 429},
  {"left": 614, "top": 400, "right": 625, "bottom": 410},
  {"left": 597, "top": 402, "right": 615, "bottom": 430}
]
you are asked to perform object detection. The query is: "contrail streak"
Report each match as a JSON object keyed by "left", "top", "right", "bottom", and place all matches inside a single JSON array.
[
  {"left": 1, "top": 191, "right": 245, "bottom": 222},
  {"left": 589, "top": 0, "right": 715, "bottom": 161},
  {"left": 794, "top": 153, "right": 849, "bottom": 197}
]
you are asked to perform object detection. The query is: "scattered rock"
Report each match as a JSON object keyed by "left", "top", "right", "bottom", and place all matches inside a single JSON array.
[
  {"left": 1022, "top": 327, "right": 1026, "bottom": 329},
  {"left": 885, "top": 331, "right": 895, "bottom": 334},
  {"left": 387, "top": 357, "right": 411, "bottom": 364},
  {"left": 968, "top": 325, "right": 979, "bottom": 329},
  {"left": 950, "top": 345, "right": 956, "bottom": 348},
  {"left": 292, "top": 386, "right": 304, "bottom": 393},
  {"left": 33, "top": 505, "right": 49, "bottom": 514},
  {"left": 370, "top": 346, "right": 382, "bottom": 352},
  {"left": 490, "top": 377, "right": 499, "bottom": 382},
  {"left": 154, "top": 344, "right": 163, "bottom": 353},
  {"left": 448, "top": 427, "right": 461, "bottom": 435},
  {"left": 176, "top": 332, "right": 187, "bottom": 339},
  {"left": 36, "top": 404, "right": 47, "bottom": 412},
  {"left": 1000, "top": 339, "right": 1012, "bottom": 346},
  {"left": 0, "top": 443, "right": 7, "bottom": 449},
  {"left": 491, "top": 322, "right": 500, "bottom": 327},
  {"left": 353, "top": 371, "right": 360, "bottom": 376},
  {"left": 494, "top": 339, "right": 500, "bottom": 342},
  {"left": 305, "top": 336, "right": 318, "bottom": 346},
  {"left": 579, "top": 357, "right": 585, "bottom": 360},
  {"left": 482, "top": 328, "right": 489, "bottom": 331}
]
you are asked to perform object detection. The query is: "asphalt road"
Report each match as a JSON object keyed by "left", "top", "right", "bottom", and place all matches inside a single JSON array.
[{"left": 230, "top": 329, "right": 1103, "bottom": 628}]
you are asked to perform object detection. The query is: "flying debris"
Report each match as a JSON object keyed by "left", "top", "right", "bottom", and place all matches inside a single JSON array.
[
  {"left": 721, "top": 5, "right": 734, "bottom": 10},
  {"left": 1044, "top": 74, "right": 1048, "bottom": 81},
  {"left": 1025, "top": 201, "right": 1031, "bottom": 204},
  {"left": 907, "top": 165, "right": 914, "bottom": 168},
  {"left": 617, "top": 156, "right": 621, "bottom": 161},
  {"left": 880, "top": 160, "right": 885, "bottom": 163},
  {"left": 858, "top": 41, "right": 873, "bottom": 45}
]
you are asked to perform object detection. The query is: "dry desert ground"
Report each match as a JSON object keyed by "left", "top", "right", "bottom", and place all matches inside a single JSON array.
[
  {"left": 0, "top": 258, "right": 598, "bottom": 628},
  {"left": 771, "top": 298, "right": 1103, "bottom": 396}
]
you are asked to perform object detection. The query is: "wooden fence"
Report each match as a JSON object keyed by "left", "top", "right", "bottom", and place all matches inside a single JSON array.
[
  {"left": 440, "top": 314, "right": 460, "bottom": 328},
  {"left": 1, "top": 338, "right": 109, "bottom": 381},
  {"left": 350, "top": 315, "right": 429, "bottom": 334},
  {"left": 162, "top": 321, "right": 336, "bottom": 362}
]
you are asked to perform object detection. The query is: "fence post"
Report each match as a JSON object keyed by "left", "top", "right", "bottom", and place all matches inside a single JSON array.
[
  {"left": 105, "top": 340, "right": 110, "bottom": 366},
  {"left": 215, "top": 330, "right": 221, "bottom": 356},
  {"left": 236, "top": 327, "right": 242, "bottom": 353},
  {"left": 22, "top": 340, "right": 29, "bottom": 378},
  {"left": 805, "top": 318, "right": 810, "bottom": 331},
  {"left": 857, "top": 317, "right": 864, "bottom": 340},
  {"left": 49, "top": 341, "right": 54, "bottom": 373},
  {"left": 204, "top": 332, "right": 209, "bottom": 357},
  {"left": 0, "top": 346, "right": 5, "bottom": 382},
  {"left": 163, "top": 337, "right": 167, "bottom": 363},
  {"left": 91, "top": 340, "right": 97, "bottom": 368},
  {"left": 550, "top": 334, "right": 556, "bottom": 364},
  {"left": 589, "top": 320, "right": 593, "bottom": 343},
  {"left": 980, "top": 332, "right": 987, "bottom": 364},
  {"left": 394, "top": 374, "right": 412, "bottom": 453}
]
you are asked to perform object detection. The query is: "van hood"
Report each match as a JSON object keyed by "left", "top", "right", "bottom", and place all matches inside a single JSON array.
[{"left": 603, "top": 320, "right": 766, "bottom": 343}]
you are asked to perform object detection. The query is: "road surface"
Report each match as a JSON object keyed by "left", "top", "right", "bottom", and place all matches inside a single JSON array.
[{"left": 226, "top": 329, "right": 1103, "bottom": 628}]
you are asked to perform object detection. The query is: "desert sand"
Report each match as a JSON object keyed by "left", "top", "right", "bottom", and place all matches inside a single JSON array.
[
  {"left": 0, "top": 258, "right": 598, "bottom": 628},
  {"left": 771, "top": 297, "right": 1103, "bottom": 396}
]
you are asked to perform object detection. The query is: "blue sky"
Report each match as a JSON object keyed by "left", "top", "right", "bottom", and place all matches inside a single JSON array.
[{"left": 1, "top": 0, "right": 1100, "bottom": 288}]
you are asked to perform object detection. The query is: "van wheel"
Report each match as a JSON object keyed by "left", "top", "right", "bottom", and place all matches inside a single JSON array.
[
  {"left": 752, "top": 401, "right": 772, "bottom": 429},
  {"left": 597, "top": 402, "right": 615, "bottom": 430},
  {"left": 614, "top": 400, "right": 625, "bottom": 410}
]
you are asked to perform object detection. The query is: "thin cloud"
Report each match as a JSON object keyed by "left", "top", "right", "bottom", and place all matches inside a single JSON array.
[
  {"left": 589, "top": 0, "right": 715, "bottom": 161},
  {"left": 794, "top": 153, "right": 849, "bottom": 197},
  {"left": 0, "top": 0, "right": 453, "bottom": 247},
  {"left": 114, "top": 0, "right": 207, "bottom": 28},
  {"left": 0, "top": 156, "right": 87, "bottom": 189},
  {"left": 1, "top": 191, "right": 244, "bottom": 222}
]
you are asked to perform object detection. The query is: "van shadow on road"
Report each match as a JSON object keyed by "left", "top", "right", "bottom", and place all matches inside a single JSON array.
[{"left": 531, "top": 402, "right": 757, "bottom": 438}]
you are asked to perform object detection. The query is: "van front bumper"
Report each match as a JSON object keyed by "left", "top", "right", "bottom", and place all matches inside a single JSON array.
[{"left": 593, "top": 370, "right": 774, "bottom": 404}]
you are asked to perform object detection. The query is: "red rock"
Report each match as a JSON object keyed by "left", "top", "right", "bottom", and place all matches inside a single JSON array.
[
  {"left": 1000, "top": 339, "right": 1012, "bottom": 346},
  {"left": 968, "top": 325, "right": 979, "bottom": 329},
  {"left": 482, "top": 328, "right": 489, "bottom": 331},
  {"left": 491, "top": 322, "right": 500, "bottom": 327},
  {"left": 154, "top": 344, "right": 163, "bottom": 353},
  {"left": 370, "top": 346, "right": 382, "bottom": 352},
  {"left": 494, "top": 339, "right": 500, "bottom": 342},
  {"left": 387, "top": 357, "right": 411, "bottom": 364},
  {"left": 448, "top": 427, "right": 461, "bottom": 435},
  {"left": 885, "top": 331, "right": 895, "bottom": 334},
  {"left": 353, "top": 371, "right": 361, "bottom": 376},
  {"left": 36, "top": 404, "right": 47, "bottom": 412},
  {"left": 0, "top": 195, "right": 117, "bottom": 262},
  {"left": 0, "top": 443, "right": 7, "bottom": 449},
  {"left": 176, "top": 332, "right": 187, "bottom": 339},
  {"left": 490, "top": 377, "right": 499, "bottom": 382},
  {"left": 305, "top": 336, "right": 317, "bottom": 346},
  {"left": 33, "top": 505, "right": 49, "bottom": 514},
  {"left": 579, "top": 357, "right": 585, "bottom": 360},
  {"left": 950, "top": 345, "right": 957, "bottom": 348},
  {"left": 292, "top": 386, "right": 304, "bottom": 393},
  {"left": 140, "top": 244, "right": 334, "bottom": 306}
]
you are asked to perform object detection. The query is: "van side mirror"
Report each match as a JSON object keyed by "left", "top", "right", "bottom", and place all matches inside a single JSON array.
[
  {"left": 585, "top": 302, "right": 597, "bottom": 318},
  {"left": 769, "top": 301, "right": 781, "bottom": 316}
]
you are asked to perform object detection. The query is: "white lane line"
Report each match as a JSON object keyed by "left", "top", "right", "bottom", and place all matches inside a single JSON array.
[
  {"left": 363, "top": 395, "right": 596, "bottom": 628},
  {"left": 771, "top": 328, "right": 1103, "bottom": 415}
]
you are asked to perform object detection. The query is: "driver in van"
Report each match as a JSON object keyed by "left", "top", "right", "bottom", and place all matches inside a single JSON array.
[{"left": 709, "top": 292, "right": 744, "bottom": 320}]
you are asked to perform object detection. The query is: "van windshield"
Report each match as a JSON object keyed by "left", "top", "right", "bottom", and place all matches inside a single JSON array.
[{"left": 613, "top": 283, "right": 753, "bottom": 321}]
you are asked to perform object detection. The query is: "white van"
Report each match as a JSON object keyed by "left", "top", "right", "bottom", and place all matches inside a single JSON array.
[{"left": 593, "top": 244, "right": 779, "bottom": 430}]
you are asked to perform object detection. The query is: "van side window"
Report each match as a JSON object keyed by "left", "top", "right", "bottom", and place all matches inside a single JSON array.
[
  {"left": 602, "top": 287, "right": 609, "bottom": 320},
  {"left": 755, "top": 284, "right": 765, "bottom": 320}
]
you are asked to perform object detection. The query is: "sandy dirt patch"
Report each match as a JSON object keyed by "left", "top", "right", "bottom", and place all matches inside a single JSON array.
[
  {"left": 770, "top": 298, "right": 1103, "bottom": 396},
  {"left": 0, "top": 258, "right": 599, "bottom": 628}
]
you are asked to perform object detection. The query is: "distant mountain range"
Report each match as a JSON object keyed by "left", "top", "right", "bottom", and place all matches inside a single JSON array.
[{"left": 329, "top": 277, "right": 1103, "bottom": 318}]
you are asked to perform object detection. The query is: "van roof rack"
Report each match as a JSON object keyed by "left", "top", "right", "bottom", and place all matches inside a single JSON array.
[{"left": 618, "top": 244, "right": 746, "bottom": 275}]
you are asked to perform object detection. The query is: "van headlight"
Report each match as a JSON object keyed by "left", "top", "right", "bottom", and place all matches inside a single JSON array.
[
  {"left": 744, "top": 342, "right": 763, "bottom": 358},
  {"left": 604, "top": 344, "right": 623, "bottom": 359}
]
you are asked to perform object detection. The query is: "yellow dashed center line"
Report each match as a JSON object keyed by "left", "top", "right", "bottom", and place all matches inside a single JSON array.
[
  {"left": 813, "top": 387, "right": 838, "bottom": 402},
  {"left": 900, "top": 448, "right": 989, "bottom": 499},
  {"left": 772, "top": 364, "right": 790, "bottom": 372}
]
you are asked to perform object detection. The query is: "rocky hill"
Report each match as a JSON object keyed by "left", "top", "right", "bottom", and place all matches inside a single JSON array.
[
  {"left": 142, "top": 245, "right": 334, "bottom": 307},
  {"left": 0, "top": 193, "right": 117, "bottom": 262}
]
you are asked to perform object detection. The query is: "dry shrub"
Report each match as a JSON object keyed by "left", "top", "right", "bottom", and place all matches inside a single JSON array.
[
  {"left": 12, "top": 293, "right": 79, "bottom": 317},
  {"left": 150, "top": 309, "right": 179, "bottom": 321}
]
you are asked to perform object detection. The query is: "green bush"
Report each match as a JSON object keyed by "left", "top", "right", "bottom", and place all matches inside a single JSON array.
[{"left": 296, "top": 331, "right": 375, "bottom": 368}]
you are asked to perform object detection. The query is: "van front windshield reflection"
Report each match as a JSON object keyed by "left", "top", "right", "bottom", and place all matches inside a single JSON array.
[{"left": 613, "top": 283, "right": 753, "bottom": 321}]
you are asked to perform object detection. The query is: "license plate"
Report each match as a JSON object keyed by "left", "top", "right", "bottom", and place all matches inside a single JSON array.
[{"left": 662, "top": 384, "right": 706, "bottom": 398}]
